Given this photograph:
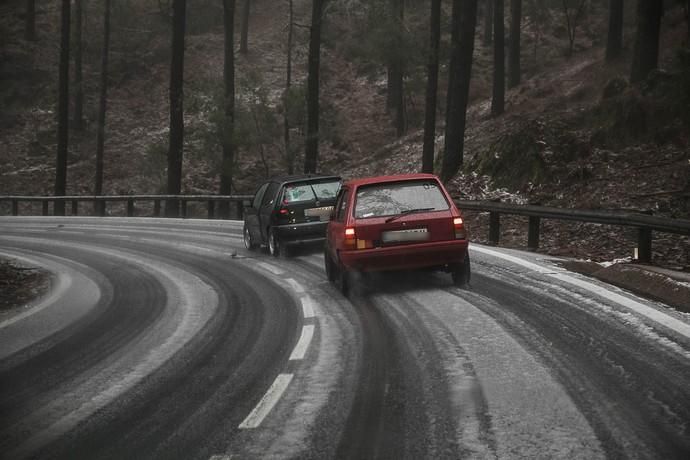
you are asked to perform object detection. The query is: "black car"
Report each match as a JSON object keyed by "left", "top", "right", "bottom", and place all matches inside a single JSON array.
[{"left": 243, "top": 174, "right": 342, "bottom": 256}]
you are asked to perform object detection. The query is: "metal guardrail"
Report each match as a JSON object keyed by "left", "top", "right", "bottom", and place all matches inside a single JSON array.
[
  {"left": 0, "top": 195, "right": 254, "bottom": 220},
  {"left": 1, "top": 195, "right": 688, "bottom": 263},
  {"left": 456, "top": 200, "right": 690, "bottom": 263}
]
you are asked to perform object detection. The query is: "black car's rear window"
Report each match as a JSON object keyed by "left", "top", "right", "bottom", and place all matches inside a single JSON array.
[
  {"left": 282, "top": 180, "right": 341, "bottom": 204},
  {"left": 354, "top": 180, "right": 449, "bottom": 218}
]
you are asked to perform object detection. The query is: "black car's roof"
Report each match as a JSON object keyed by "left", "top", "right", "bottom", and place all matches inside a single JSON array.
[{"left": 268, "top": 174, "right": 341, "bottom": 186}]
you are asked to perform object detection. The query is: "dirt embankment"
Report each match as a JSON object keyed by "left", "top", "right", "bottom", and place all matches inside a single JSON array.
[{"left": 0, "top": 258, "right": 51, "bottom": 312}]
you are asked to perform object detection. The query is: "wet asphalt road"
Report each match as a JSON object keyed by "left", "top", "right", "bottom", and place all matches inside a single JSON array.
[{"left": 1, "top": 217, "right": 689, "bottom": 459}]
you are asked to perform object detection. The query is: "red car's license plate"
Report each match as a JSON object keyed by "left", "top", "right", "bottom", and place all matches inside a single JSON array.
[{"left": 381, "top": 228, "right": 429, "bottom": 243}]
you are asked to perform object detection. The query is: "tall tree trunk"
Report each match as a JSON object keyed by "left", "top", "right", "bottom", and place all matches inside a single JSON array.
[
  {"left": 630, "top": 0, "right": 662, "bottom": 83},
  {"left": 73, "top": 0, "right": 84, "bottom": 130},
  {"left": 386, "top": 0, "right": 405, "bottom": 134},
  {"left": 166, "top": 0, "right": 186, "bottom": 217},
  {"left": 25, "top": 0, "right": 35, "bottom": 41},
  {"left": 441, "top": 0, "right": 479, "bottom": 183},
  {"left": 508, "top": 0, "right": 521, "bottom": 88},
  {"left": 422, "top": 0, "right": 442, "bottom": 173},
  {"left": 240, "top": 0, "right": 250, "bottom": 54},
  {"left": 686, "top": 0, "right": 689, "bottom": 44},
  {"left": 55, "top": 0, "right": 71, "bottom": 216},
  {"left": 606, "top": 0, "right": 624, "bottom": 61},
  {"left": 219, "top": 0, "right": 236, "bottom": 219},
  {"left": 393, "top": 0, "right": 405, "bottom": 137},
  {"left": 304, "top": 0, "right": 324, "bottom": 174},
  {"left": 484, "top": 0, "right": 493, "bottom": 46},
  {"left": 491, "top": 0, "right": 505, "bottom": 116},
  {"left": 95, "top": 0, "right": 111, "bottom": 207},
  {"left": 284, "top": 0, "right": 294, "bottom": 174}
]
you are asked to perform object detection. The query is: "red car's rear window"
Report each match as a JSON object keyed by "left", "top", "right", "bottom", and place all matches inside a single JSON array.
[{"left": 354, "top": 180, "right": 450, "bottom": 218}]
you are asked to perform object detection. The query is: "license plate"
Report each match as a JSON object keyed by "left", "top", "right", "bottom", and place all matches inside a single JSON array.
[
  {"left": 381, "top": 228, "right": 429, "bottom": 243},
  {"left": 305, "top": 206, "right": 333, "bottom": 222}
]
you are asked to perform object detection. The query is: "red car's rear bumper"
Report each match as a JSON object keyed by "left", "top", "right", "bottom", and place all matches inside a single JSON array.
[{"left": 339, "top": 239, "right": 469, "bottom": 272}]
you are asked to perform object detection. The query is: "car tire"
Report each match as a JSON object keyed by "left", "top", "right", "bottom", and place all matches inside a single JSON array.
[
  {"left": 324, "top": 246, "right": 337, "bottom": 283},
  {"left": 452, "top": 253, "right": 471, "bottom": 288},
  {"left": 338, "top": 263, "right": 350, "bottom": 297},
  {"left": 268, "top": 228, "right": 280, "bottom": 257},
  {"left": 243, "top": 224, "right": 257, "bottom": 251}
]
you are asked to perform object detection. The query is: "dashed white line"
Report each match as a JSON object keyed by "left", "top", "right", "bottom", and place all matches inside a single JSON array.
[
  {"left": 238, "top": 373, "right": 294, "bottom": 429},
  {"left": 286, "top": 278, "right": 305, "bottom": 293},
  {"left": 256, "top": 262, "right": 284, "bottom": 276},
  {"left": 472, "top": 245, "right": 690, "bottom": 339},
  {"left": 301, "top": 296, "right": 316, "bottom": 318},
  {"left": 289, "top": 325, "right": 315, "bottom": 361}
]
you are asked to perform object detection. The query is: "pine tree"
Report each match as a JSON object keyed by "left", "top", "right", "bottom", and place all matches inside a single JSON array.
[
  {"left": 55, "top": 0, "right": 71, "bottom": 216},
  {"left": 441, "top": 0, "right": 479, "bottom": 183},
  {"left": 166, "top": 0, "right": 187, "bottom": 217},
  {"left": 630, "top": 0, "right": 662, "bottom": 82},
  {"left": 219, "top": 0, "right": 236, "bottom": 219},
  {"left": 304, "top": 0, "right": 324, "bottom": 174},
  {"left": 606, "top": 0, "right": 624, "bottom": 62},
  {"left": 422, "top": 0, "right": 442, "bottom": 173},
  {"left": 491, "top": 0, "right": 505, "bottom": 116}
]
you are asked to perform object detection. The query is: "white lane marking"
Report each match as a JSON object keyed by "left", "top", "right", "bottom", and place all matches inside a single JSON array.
[
  {"left": 289, "top": 325, "right": 315, "bottom": 361},
  {"left": 239, "top": 373, "right": 294, "bottom": 429},
  {"left": 209, "top": 455, "right": 236, "bottom": 460},
  {"left": 286, "top": 278, "right": 305, "bottom": 294},
  {"left": 301, "top": 296, "right": 316, "bottom": 318},
  {"left": 256, "top": 262, "right": 284, "bottom": 276},
  {"left": 472, "top": 245, "right": 690, "bottom": 339}
]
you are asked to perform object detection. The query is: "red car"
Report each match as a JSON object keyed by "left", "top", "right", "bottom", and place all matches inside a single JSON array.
[{"left": 324, "top": 173, "right": 470, "bottom": 294}]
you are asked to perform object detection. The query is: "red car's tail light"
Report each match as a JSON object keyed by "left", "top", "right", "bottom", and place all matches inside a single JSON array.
[
  {"left": 453, "top": 217, "right": 467, "bottom": 239},
  {"left": 344, "top": 227, "right": 356, "bottom": 249}
]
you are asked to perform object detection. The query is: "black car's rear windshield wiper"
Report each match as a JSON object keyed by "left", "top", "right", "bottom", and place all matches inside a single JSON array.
[{"left": 385, "top": 207, "right": 435, "bottom": 223}]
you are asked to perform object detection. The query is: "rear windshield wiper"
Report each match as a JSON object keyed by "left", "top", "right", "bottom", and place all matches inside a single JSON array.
[{"left": 385, "top": 207, "right": 435, "bottom": 223}]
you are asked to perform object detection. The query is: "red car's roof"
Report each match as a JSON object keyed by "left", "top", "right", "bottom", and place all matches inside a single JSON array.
[{"left": 343, "top": 173, "right": 440, "bottom": 188}]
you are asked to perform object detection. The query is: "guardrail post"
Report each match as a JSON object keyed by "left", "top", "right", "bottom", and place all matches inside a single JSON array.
[
  {"left": 207, "top": 200, "right": 215, "bottom": 219},
  {"left": 153, "top": 200, "right": 161, "bottom": 217},
  {"left": 127, "top": 199, "right": 134, "bottom": 217},
  {"left": 180, "top": 200, "right": 187, "bottom": 219},
  {"left": 527, "top": 216, "right": 540, "bottom": 251},
  {"left": 71, "top": 200, "right": 78, "bottom": 216},
  {"left": 12, "top": 200, "right": 18, "bottom": 216},
  {"left": 489, "top": 212, "right": 500, "bottom": 245},
  {"left": 99, "top": 200, "right": 106, "bottom": 217},
  {"left": 637, "top": 228, "right": 652, "bottom": 263},
  {"left": 42, "top": 201, "right": 49, "bottom": 216}
]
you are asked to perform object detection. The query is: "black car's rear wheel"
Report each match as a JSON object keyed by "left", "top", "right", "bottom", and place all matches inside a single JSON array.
[
  {"left": 268, "top": 228, "right": 279, "bottom": 257},
  {"left": 268, "top": 228, "right": 289, "bottom": 257},
  {"left": 243, "top": 224, "right": 257, "bottom": 250},
  {"left": 451, "top": 253, "right": 471, "bottom": 288}
]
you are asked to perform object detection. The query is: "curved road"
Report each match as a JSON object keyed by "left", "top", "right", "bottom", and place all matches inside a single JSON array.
[{"left": 0, "top": 217, "right": 688, "bottom": 459}]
